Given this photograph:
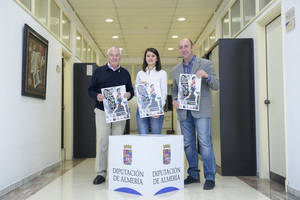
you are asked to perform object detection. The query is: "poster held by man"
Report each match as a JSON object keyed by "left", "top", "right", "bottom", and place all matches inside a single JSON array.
[
  {"left": 102, "top": 85, "right": 130, "bottom": 123},
  {"left": 178, "top": 73, "right": 201, "bottom": 111}
]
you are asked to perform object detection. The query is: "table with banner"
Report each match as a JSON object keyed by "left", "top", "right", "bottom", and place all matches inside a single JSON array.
[{"left": 108, "top": 134, "right": 184, "bottom": 196}]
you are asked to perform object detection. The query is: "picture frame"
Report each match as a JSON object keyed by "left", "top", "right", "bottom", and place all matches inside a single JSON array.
[{"left": 22, "top": 24, "right": 48, "bottom": 99}]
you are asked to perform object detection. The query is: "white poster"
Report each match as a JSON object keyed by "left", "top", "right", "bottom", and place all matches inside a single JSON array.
[
  {"left": 136, "top": 83, "right": 164, "bottom": 118},
  {"left": 178, "top": 73, "right": 201, "bottom": 111},
  {"left": 101, "top": 85, "right": 130, "bottom": 123}
]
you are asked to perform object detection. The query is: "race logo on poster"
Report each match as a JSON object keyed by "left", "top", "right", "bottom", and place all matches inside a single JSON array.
[
  {"left": 136, "top": 83, "right": 164, "bottom": 118},
  {"left": 163, "top": 144, "right": 171, "bottom": 165},
  {"left": 178, "top": 74, "right": 201, "bottom": 111},
  {"left": 123, "top": 145, "right": 132, "bottom": 165},
  {"left": 101, "top": 85, "right": 130, "bottom": 123}
]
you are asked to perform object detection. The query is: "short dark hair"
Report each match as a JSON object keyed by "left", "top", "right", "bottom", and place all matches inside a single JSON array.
[
  {"left": 181, "top": 38, "right": 193, "bottom": 47},
  {"left": 142, "top": 48, "right": 162, "bottom": 72},
  {"left": 188, "top": 38, "right": 193, "bottom": 46}
]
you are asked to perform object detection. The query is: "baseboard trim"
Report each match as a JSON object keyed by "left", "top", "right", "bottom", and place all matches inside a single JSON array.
[
  {"left": 288, "top": 186, "right": 300, "bottom": 198},
  {"left": 0, "top": 161, "right": 61, "bottom": 197},
  {"left": 216, "top": 165, "right": 222, "bottom": 175},
  {"left": 270, "top": 171, "right": 285, "bottom": 185}
]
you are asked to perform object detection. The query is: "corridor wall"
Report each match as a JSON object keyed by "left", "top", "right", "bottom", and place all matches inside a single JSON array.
[
  {"left": 0, "top": 1, "right": 62, "bottom": 195},
  {"left": 283, "top": 0, "right": 300, "bottom": 196}
]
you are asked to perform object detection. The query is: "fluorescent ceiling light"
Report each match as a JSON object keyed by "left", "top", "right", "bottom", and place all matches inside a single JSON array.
[
  {"left": 223, "top": 19, "right": 229, "bottom": 23},
  {"left": 168, "top": 48, "right": 174, "bottom": 51},
  {"left": 171, "top": 35, "right": 178, "bottom": 38},
  {"left": 105, "top": 18, "right": 114, "bottom": 22},
  {"left": 112, "top": 36, "right": 119, "bottom": 39},
  {"left": 177, "top": 17, "right": 186, "bottom": 21}
]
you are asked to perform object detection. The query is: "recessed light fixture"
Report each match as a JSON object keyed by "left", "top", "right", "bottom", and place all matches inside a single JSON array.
[
  {"left": 105, "top": 18, "right": 114, "bottom": 22},
  {"left": 209, "top": 36, "right": 216, "bottom": 40},
  {"left": 119, "top": 48, "right": 123, "bottom": 50},
  {"left": 223, "top": 19, "right": 229, "bottom": 23},
  {"left": 168, "top": 48, "right": 174, "bottom": 51},
  {"left": 76, "top": 36, "right": 81, "bottom": 40},
  {"left": 112, "top": 35, "right": 119, "bottom": 39},
  {"left": 177, "top": 17, "right": 186, "bottom": 21},
  {"left": 171, "top": 35, "right": 179, "bottom": 38}
]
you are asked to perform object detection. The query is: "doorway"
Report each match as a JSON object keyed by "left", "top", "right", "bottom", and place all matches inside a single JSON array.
[
  {"left": 265, "top": 15, "right": 286, "bottom": 184},
  {"left": 62, "top": 51, "right": 73, "bottom": 160}
]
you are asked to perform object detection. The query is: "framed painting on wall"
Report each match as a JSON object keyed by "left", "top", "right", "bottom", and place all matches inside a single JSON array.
[{"left": 22, "top": 24, "right": 48, "bottom": 99}]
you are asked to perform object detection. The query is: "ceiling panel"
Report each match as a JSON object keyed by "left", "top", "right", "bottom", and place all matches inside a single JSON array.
[{"left": 68, "top": 0, "right": 222, "bottom": 58}]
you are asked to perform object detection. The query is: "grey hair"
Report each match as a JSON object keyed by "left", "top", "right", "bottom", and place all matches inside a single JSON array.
[{"left": 106, "top": 47, "right": 122, "bottom": 55}]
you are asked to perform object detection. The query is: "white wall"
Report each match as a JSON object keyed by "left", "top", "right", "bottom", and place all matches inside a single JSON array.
[
  {"left": 0, "top": 1, "right": 61, "bottom": 192},
  {"left": 283, "top": 0, "right": 300, "bottom": 195}
]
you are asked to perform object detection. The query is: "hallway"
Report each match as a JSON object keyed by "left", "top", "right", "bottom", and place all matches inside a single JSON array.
[
  {"left": 1, "top": 0, "right": 300, "bottom": 199},
  {"left": 1, "top": 159, "right": 298, "bottom": 200}
]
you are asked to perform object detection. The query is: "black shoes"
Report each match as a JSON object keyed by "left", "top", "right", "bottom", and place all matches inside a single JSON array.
[
  {"left": 184, "top": 176, "right": 215, "bottom": 189},
  {"left": 184, "top": 176, "right": 200, "bottom": 185},
  {"left": 203, "top": 180, "right": 215, "bottom": 190},
  {"left": 93, "top": 175, "right": 105, "bottom": 185}
]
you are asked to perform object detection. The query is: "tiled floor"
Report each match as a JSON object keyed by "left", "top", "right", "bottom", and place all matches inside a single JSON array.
[
  {"left": 0, "top": 159, "right": 84, "bottom": 200},
  {"left": 238, "top": 176, "right": 300, "bottom": 200},
  {"left": 0, "top": 159, "right": 299, "bottom": 200}
]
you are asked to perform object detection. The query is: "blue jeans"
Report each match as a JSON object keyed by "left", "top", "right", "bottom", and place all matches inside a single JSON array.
[
  {"left": 180, "top": 111, "right": 216, "bottom": 180},
  {"left": 136, "top": 109, "right": 164, "bottom": 134}
]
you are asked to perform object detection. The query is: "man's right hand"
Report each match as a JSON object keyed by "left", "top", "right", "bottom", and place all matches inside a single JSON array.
[
  {"left": 172, "top": 101, "right": 179, "bottom": 109},
  {"left": 97, "top": 94, "right": 104, "bottom": 102}
]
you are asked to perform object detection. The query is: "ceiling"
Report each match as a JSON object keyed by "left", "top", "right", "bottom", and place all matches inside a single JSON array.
[{"left": 68, "top": 0, "right": 222, "bottom": 59}]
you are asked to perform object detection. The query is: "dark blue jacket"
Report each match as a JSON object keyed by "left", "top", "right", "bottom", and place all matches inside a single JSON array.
[{"left": 88, "top": 64, "right": 134, "bottom": 111}]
